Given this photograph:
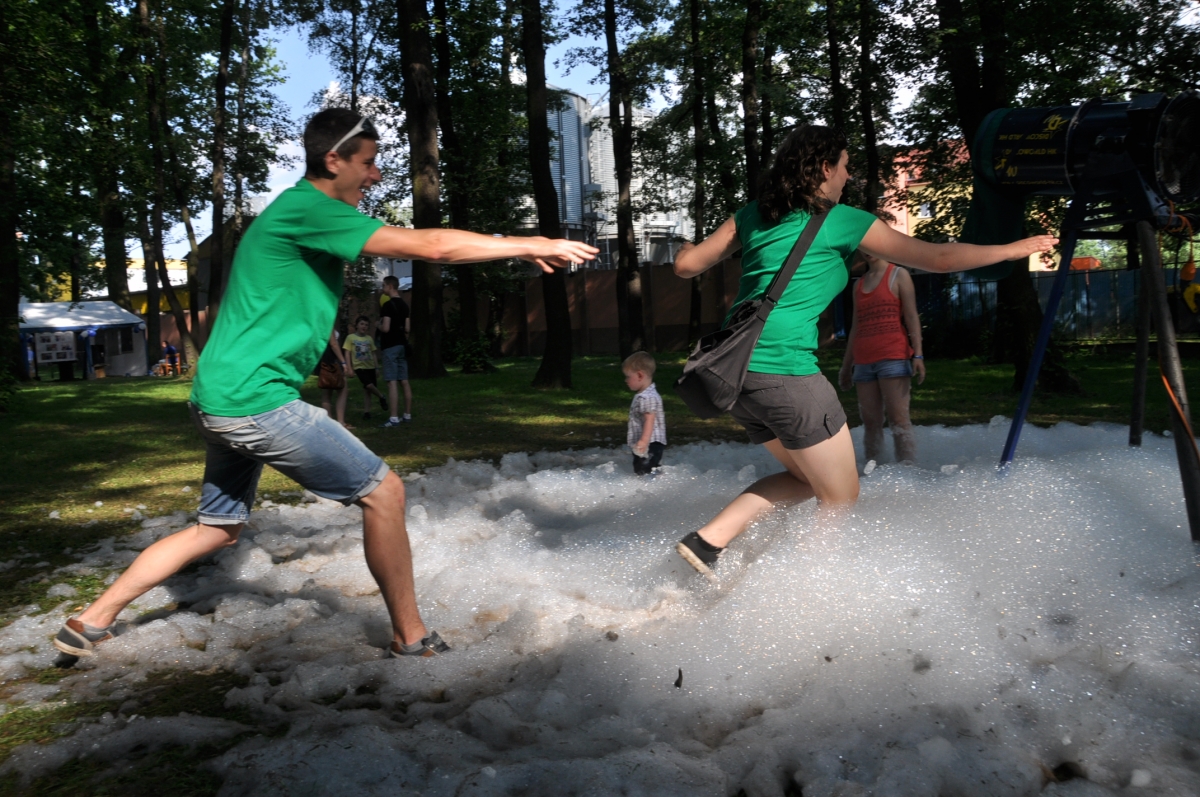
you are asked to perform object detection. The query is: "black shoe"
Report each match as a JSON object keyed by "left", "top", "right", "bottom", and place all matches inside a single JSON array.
[{"left": 676, "top": 532, "right": 722, "bottom": 577}]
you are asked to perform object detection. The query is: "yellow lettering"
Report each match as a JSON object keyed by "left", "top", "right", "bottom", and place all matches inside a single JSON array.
[
  {"left": 1043, "top": 113, "right": 1068, "bottom": 132},
  {"left": 1006, "top": 166, "right": 1019, "bottom": 177}
]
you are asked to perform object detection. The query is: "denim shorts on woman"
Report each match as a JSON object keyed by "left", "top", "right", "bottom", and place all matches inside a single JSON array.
[
  {"left": 189, "top": 399, "right": 391, "bottom": 526},
  {"left": 729, "top": 372, "right": 847, "bottom": 450},
  {"left": 852, "top": 358, "right": 914, "bottom": 383}
]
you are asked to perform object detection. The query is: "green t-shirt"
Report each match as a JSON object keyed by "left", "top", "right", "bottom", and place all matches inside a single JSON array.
[
  {"left": 191, "top": 179, "right": 384, "bottom": 416},
  {"left": 731, "top": 201, "right": 876, "bottom": 375}
]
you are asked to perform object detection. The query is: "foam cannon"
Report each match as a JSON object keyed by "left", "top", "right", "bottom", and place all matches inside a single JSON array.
[{"left": 970, "top": 91, "right": 1200, "bottom": 540}]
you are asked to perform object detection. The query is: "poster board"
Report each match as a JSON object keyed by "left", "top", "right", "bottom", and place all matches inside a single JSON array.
[{"left": 35, "top": 331, "right": 76, "bottom": 363}]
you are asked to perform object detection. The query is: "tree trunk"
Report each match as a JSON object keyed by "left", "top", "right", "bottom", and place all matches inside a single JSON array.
[
  {"left": 741, "top": 0, "right": 761, "bottom": 201},
  {"left": 606, "top": 0, "right": 644, "bottom": 358},
  {"left": 522, "top": 0, "right": 572, "bottom": 388},
  {"left": 689, "top": 0, "right": 707, "bottom": 240},
  {"left": 935, "top": 0, "right": 1076, "bottom": 393},
  {"left": 83, "top": 0, "right": 132, "bottom": 310},
  {"left": 208, "top": 0, "right": 237, "bottom": 331},
  {"left": 139, "top": 212, "right": 162, "bottom": 368},
  {"left": 398, "top": 0, "right": 447, "bottom": 378},
  {"left": 856, "top": 0, "right": 880, "bottom": 212},
  {"left": 140, "top": 0, "right": 200, "bottom": 369},
  {"left": 759, "top": 39, "right": 775, "bottom": 170},
  {"left": 825, "top": 0, "right": 846, "bottom": 132},
  {"left": 0, "top": 69, "right": 20, "bottom": 381},
  {"left": 432, "top": 0, "right": 483, "bottom": 362}
]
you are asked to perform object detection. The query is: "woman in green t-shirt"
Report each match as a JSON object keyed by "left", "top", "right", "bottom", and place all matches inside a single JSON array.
[{"left": 673, "top": 124, "right": 1059, "bottom": 578}]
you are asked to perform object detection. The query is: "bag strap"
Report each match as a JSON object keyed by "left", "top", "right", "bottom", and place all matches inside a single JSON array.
[{"left": 759, "top": 210, "right": 831, "bottom": 312}]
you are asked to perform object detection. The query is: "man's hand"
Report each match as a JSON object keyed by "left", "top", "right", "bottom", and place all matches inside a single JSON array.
[
  {"left": 518, "top": 237, "right": 600, "bottom": 273},
  {"left": 631, "top": 443, "right": 649, "bottom": 459}
]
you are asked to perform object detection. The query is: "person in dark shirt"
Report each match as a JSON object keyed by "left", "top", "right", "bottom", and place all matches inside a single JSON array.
[
  {"left": 163, "top": 342, "right": 179, "bottom": 373},
  {"left": 378, "top": 275, "right": 412, "bottom": 426}
]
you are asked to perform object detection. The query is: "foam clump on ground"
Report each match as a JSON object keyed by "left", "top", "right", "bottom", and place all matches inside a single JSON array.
[{"left": 2, "top": 422, "right": 1200, "bottom": 795}]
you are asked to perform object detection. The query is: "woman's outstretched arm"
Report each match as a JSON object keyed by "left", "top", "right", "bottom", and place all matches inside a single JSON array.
[
  {"left": 673, "top": 217, "right": 741, "bottom": 278},
  {"left": 858, "top": 220, "right": 1057, "bottom": 274}
]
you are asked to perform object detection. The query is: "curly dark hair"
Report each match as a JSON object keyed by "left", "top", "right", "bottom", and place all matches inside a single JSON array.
[{"left": 757, "top": 125, "right": 849, "bottom": 224}]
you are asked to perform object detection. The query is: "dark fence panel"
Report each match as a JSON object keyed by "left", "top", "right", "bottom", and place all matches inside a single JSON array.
[{"left": 912, "top": 268, "right": 1183, "bottom": 351}]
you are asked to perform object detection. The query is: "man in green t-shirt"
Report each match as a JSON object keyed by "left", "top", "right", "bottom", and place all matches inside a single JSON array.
[{"left": 55, "top": 108, "right": 598, "bottom": 660}]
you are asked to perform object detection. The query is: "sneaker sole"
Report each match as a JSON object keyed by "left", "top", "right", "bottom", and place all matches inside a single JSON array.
[
  {"left": 675, "top": 541, "right": 717, "bottom": 579},
  {"left": 52, "top": 638, "right": 94, "bottom": 657}
]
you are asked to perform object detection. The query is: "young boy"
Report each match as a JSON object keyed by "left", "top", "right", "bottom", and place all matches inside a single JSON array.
[
  {"left": 623, "top": 351, "right": 667, "bottom": 475},
  {"left": 343, "top": 315, "right": 388, "bottom": 420}
]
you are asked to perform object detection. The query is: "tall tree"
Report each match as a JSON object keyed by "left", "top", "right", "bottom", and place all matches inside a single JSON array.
[
  {"left": 432, "top": 0, "right": 483, "bottom": 363},
  {"left": 398, "top": 0, "right": 448, "bottom": 378},
  {"left": 208, "top": 0, "right": 237, "bottom": 331},
  {"left": 825, "top": 0, "right": 847, "bottom": 131},
  {"left": 522, "top": 0, "right": 573, "bottom": 387},
  {"left": 139, "top": 0, "right": 199, "bottom": 368},
  {"left": 605, "top": 0, "right": 647, "bottom": 357},
  {"left": 855, "top": 0, "right": 880, "bottom": 212},
  {"left": 741, "top": 0, "right": 762, "bottom": 200}
]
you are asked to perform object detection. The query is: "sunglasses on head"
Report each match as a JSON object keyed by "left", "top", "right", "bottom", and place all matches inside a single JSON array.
[{"left": 330, "top": 116, "right": 378, "bottom": 155}]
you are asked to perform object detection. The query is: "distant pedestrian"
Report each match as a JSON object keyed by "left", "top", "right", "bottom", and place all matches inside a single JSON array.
[
  {"left": 163, "top": 341, "right": 179, "bottom": 373},
  {"left": 378, "top": 276, "right": 412, "bottom": 427},
  {"left": 623, "top": 351, "right": 666, "bottom": 475},
  {"left": 318, "top": 331, "right": 353, "bottom": 429},
  {"left": 838, "top": 252, "right": 924, "bottom": 464},
  {"left": 344, "top": 315, "right": 388, "bottom": 420}
]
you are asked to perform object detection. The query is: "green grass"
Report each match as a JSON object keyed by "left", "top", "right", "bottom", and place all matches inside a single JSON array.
[{"left": 0, "top": 348, "right": 1196, "bottom": 793}]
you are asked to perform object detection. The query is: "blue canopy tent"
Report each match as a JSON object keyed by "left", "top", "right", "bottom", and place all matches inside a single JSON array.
[{"left": 19, "top": 301, "right": 148, "bottom": 378}]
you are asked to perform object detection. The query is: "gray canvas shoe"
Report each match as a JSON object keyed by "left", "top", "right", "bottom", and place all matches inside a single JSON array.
[
  {"left": 389, "top": 631, "right": 451, "bottom": 658},
  {"left": 53, "top": 618, "right": 114, "bottom": 657}
]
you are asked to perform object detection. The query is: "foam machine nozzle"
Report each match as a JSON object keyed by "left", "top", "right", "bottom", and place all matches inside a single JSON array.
[{"left": 972, "top": 90, "right": 1200, "bottom": 226}]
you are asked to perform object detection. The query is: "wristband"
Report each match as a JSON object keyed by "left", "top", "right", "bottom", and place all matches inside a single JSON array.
[{"left": 912, "top": 355, "right": 924, "bottom": 359}]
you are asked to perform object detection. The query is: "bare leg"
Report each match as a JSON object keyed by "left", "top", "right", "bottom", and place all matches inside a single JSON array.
[
  {"left": 697, "top": 427, "right": 860, "bottom": 548},
  {"left": 879, "top": 376, "right": 915, "bottom": 462},
  {"left": 77, "top": 523, "right": 244, "bottom": 628},
  {"left": 321, "top": 389, "right": 334, "bottom": 419},
  {"left": 335, "top": 384, "right": 350, "bottom": 426},
  {"left": 357, "top": 471, "right": 428, "bottom": 647},
  {"left": 388, "top": 380, "right": 399, "bottom": 418},
  {"left": 401, "top": 379, "right": 412, "bottom": 416},
  {"left": 855, "top": 380, "right": 885, "bottom": 462}
]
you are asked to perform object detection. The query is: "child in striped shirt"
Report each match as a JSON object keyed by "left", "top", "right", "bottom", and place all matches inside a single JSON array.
[{"left": 623, "top": 351, "right": 667, "bottom": 475}]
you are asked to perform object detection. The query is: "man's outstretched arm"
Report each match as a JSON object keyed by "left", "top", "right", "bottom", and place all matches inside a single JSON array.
[{"left": 361, "top": 227, "right": 598, "bottom": 273}]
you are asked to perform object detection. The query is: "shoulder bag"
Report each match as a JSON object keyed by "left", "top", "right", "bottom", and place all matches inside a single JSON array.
[{"left": 674, "top": 211, "right": 829, "bottom": 419}]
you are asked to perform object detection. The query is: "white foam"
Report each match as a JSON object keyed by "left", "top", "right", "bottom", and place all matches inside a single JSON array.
[{"left": 1, "top": 422, "right": 1199, "bottom": 795}]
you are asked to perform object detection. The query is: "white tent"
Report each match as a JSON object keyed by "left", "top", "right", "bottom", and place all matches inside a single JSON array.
[{"left": 19, "top": 301, "right": 148, "bottom": 377}]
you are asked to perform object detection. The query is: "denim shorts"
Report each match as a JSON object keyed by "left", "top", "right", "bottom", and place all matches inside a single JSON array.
[
  {"left": 189, "top": 399, "right": 391, "bottom": 526},
  {"left": 852, "top": 359, "right": 914, "bottom": 383},
  {"left": 381, "top": 345, "right": 409, "bottom": 382},
  {"left": 729, "top": 372, "right": 847, "bottom": 450}
]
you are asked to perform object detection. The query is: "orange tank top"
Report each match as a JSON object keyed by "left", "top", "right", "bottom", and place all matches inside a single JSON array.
[{"left": 851, "top": 263, "right": 913, "bottom": 364}]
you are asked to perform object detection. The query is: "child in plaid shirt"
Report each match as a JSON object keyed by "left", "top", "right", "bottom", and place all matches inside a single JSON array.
[{"left": 623, "top": 351, "right": 667, "bottom": 475}]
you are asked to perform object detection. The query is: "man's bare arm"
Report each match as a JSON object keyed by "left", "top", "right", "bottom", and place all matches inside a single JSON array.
[{"left": 362, "top": 227, "right": 598, "bottom": 273}]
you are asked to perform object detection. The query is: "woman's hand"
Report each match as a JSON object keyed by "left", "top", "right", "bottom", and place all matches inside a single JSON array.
[
  {"left": 912, "top": 357, "right": 926, "bottom": 385},
  {"left": 838, "top": 363, "right": 853, "bottom": 391},
  {"left": 1003, "top": 235, "right": 1060, "bottom": 263}
]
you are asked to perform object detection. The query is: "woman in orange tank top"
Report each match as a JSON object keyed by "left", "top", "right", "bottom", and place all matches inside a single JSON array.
[{"left": 838, "top": 252, "right": 924, "bottom": 464}]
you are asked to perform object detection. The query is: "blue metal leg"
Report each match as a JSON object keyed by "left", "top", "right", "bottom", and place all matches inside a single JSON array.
[{"left": 999, "top": 198, "right": 1088, "bottom": 467}]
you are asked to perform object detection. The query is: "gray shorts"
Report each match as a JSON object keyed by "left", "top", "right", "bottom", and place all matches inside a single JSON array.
[
  {"left": 729, "top": 372, "right": 847, "bottom": 450},
  {"left": 381, "top": 345, "right": 409, "bottom": 382}
]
